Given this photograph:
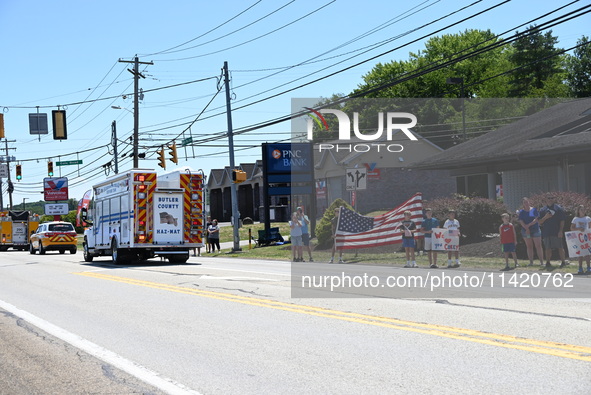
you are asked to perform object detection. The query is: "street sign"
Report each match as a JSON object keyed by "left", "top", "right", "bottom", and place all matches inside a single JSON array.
[
  {"left": 56, "top": 160, "right": 82, "bottom": 166},
  {"left": 346, "top": 168, "right": 367, "bottom": 190},
  {"left": 181, "top": 137, "right": 193, "bottom": 146},
  {"left": 44, "top": 203, "right": 69, "bottom": 216},
  {"left": 0, "top": 156, "right": 16, "bottom": 162},
  {"left": 0, "top": 163, "right": 8, "bottom": 178}
]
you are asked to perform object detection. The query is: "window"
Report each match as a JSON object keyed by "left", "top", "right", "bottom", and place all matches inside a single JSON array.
[{"left": 48, "top": 223, "right": 74, "bottom": 232}]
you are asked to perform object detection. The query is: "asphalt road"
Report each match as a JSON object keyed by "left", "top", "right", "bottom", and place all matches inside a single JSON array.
[{"left": 1, "top": 250, "right": 590, "bottom": 394}]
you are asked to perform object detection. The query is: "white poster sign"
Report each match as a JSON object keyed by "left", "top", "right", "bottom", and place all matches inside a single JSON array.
[
  {"left": 565, "top": 231, "right": 591, "bottom": 258},
  {"left": 432, "top": 228, "right": 460, "bottom": 251}
]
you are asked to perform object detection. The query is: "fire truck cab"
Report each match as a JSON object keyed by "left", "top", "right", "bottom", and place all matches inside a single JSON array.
[
  {"left": 82, "top": 169, "right": 204, "bottom": 264},
  {"left": 0, "top": 211, "right": 40, "bottom": 251}
]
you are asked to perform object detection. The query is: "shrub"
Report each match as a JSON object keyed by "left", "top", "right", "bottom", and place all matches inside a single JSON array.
[
  {"left": 315, "top": 198, "right": 353, "bottom": 249},
  {"left": 525, "top": 191, "right": 591, "bottom": 224},
  {"left": 425, "top": 194, "right": 509, "bottom": 241}
]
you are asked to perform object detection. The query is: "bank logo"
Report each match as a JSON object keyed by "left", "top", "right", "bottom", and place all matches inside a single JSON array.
[
  {"left": 272, "top": 149, "right": 282, "bottom": 159},
  {"left": 305, "top": 108, "right": 418, "bottom": 142}
]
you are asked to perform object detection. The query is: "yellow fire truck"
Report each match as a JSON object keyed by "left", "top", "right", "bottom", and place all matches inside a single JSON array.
[
  {"left": 0, "top": 211, "right": 40, "bottom": 251},
  {"left": 82, "top": 169, "right": 204, "bottom": 264}
]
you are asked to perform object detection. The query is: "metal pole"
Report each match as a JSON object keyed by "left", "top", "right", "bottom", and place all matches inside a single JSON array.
[
  {"left": 461, "top": 81, "right": 466, "bottom": 142},
  {"left": 223, "top": 61, "right": 241, "bottom": 252},
  {"left": 111, "top": 121, "right": 119, "bottom": 174},
  {"left": 4, "top": 139, "right": 13, "bottom": 209},
  {"left": 133, "top": 56, "right": 139, "bottom": 168}
]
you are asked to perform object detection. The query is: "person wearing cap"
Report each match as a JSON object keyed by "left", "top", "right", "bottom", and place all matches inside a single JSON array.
[{"left": 538, "top": 194, "right": 567, "bottom": 269}]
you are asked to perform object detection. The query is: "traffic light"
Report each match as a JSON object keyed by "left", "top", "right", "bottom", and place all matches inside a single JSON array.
[
  {"left": 48, "top": 161, "right": 54, "bottom": 176},
  {"left": 15, "top": 164, "right": 22, "bottom": 180},
  {"left": 232, "top": 169, "right": 246, "bottom": 183},
  {"left": 169, "top": 142, "right": 178, "bottom": 164},
  {"left": 157, "top": 147, "right": 166, "bottom": 170}
]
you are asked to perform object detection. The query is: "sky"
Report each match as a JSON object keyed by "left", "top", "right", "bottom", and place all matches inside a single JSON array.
[{"left": 0, "top": 0, "right": 589, "bottom": 209}]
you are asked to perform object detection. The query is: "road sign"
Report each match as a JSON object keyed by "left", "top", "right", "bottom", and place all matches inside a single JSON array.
[
  {"left": 346, "top": 168, "right": 367, "bottom": 190},
  {"left": 181, "top": 137, "right": 193, "bottom": 146},
  {"left": 0, "top": 156, "right": 16, "bottom": 162},
  {"left": 56, "top": 160, "right": 82, "bottom": 166},
  {"left": 0, "top": 163, "right": 7, "bottom": 178},
  {"left": 44, "top": 203, "right": 69, "bottom": 216}
]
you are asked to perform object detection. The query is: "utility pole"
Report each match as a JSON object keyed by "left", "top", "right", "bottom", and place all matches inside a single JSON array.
[
  {"left": 4, "top": 139, "right": 16, "bottom": 209},
  {"left": 111, "top": 121, "right": 119, "bottom": 174},
  {"left": 118, "top": 56, "right": 153, "bottom": 168},
  {"left": 223, "top": 61, "right": 241, "bottom": 252}
]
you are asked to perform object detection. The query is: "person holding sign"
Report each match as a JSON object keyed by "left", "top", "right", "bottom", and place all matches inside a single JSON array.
[
  {"left": 570, "top": 205, "right": 591, "bottom": 274},
  {"left": 499, "top": 213, "right": 519, "bottom": 271},
  {"left": 443, "top": 210, "right": 461, "bottom": 268},
  {"left": 420, "top": 208, "right": 439, "bottom": 268},
  {"left": 398, "top": 210, "right": 417, "bottom": 268}
]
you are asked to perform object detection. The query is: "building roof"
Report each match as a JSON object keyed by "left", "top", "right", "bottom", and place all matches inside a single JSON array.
[{"left": 414, "top": 98, "right": 591, "bottom": 172}]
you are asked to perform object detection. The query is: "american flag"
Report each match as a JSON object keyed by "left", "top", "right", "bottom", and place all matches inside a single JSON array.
[{"left": 335, "top": 193, "right": 423, "bottom": 250}]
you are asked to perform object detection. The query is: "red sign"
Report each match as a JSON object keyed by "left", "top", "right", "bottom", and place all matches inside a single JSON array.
[
  {"left": 316, "top": 180, "right": 327, "bottom": 199},
  {"left": 364, "top": 163, "right": 381, "bottom": 180},
  {"left": 44, "top": 177, "right": 69, "bottom": 201}
]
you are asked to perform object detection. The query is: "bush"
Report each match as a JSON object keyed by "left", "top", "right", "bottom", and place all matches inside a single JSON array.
[
  {"left": 425, "top": 194, "right": 509, "bottom": 241},
  {"left": 315, "top": 198, "right": 353, "bottom": 249},
  {"left": 524, "top": 191, "right": 591, "bottom": 224}
]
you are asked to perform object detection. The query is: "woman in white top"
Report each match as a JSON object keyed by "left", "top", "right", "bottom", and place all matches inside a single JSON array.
[{"left": 570, "top": 205, "right": 591, "bottom": 274}]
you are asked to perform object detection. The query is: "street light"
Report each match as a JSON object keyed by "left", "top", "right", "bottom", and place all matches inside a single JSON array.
[{"left": 446, "top": 77, "right": 466, "bottom": 142}]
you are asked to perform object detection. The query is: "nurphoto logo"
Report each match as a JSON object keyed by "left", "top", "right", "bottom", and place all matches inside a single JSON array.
[{"left": 304, "top": 107, "right": 418, "bottom": 153}]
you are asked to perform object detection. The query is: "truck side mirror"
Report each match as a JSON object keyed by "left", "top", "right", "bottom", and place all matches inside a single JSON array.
[{"left": 81, "top": 208, "right": 93, "bottom": 226}]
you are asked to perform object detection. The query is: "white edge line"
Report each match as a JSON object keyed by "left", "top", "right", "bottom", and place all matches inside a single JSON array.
[{"left": 0, "top": 299, "right": 201, "bottom": 395}]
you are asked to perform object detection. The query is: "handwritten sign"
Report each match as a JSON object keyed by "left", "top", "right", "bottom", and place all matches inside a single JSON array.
[
  {"left": 432, "top": 228, "right": 459, "bottom": 251},
  {"left": 565, "top": 231, "right": 591, "bottom": 258}
]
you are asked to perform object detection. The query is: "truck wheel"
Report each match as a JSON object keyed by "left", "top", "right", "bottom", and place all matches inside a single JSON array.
[
  {"left": 70, "top": 247, "right": 77, "bottom": 255},
  {"left": 39, "top": 243, "right": 46, "bottom": 255},
  {"left": 168, "top": 254, "right": 189, "bottom": 264},
  {"left": 59, "top": 249, "right": 65, "bottom": 254},
  {"left": 111, "top": 240, "right": 125, "bottom": 265},
  {"left": 29, "top": 244, "right": 35, "bottom": 255},
  {"left": 83, "top": 240, "right": 93, "bottom": 262}
]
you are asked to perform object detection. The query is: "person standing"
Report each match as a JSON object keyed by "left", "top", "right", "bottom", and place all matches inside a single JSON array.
[
  {"left": 207, "top": 219, "right": 221, "bottom": 253},
  {"left": 518, "top": 197, "right": 544, "bottom": 266},
  {"left": 443, "top": 210, "right": 461, "bottom": 268},
  {"left": 297, "top": 207, "right": 313, "bottom": 262},
  {"left": 205, "top": 216, "right": 212, "bottom": 253},
  {"left": 570, "top": 205, "right": 591, "bottom": 274},
  {"left": 500, "top": 213, "right": 519, "bottom": 271},
  {"left": 398, "top": 210, "right": 417, "bottom": 268},
  {"left": 289, "top": 212, "right": 303, "bottom": 262},
  {"left": 538, "top": 194, "right": 567, "bottom": 269},
  {"left": 420, "top": 208, "right": 439, "bottom": 268}
]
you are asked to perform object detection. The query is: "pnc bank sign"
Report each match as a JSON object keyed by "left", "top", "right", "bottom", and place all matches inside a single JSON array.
[
  {"left": 305, "top": 108, "right": 418, "bottom": 153},
  {"left": 265, "top": 143, "right": 312, "bottom": 175}
]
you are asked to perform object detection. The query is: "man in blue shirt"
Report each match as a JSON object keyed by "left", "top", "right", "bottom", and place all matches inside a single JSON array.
[
  {"left": 538, "top": 194, "right": 567, "bottom": 269},
  {"left": 420, "top": 208, "right": 439, "bottom": 268}
]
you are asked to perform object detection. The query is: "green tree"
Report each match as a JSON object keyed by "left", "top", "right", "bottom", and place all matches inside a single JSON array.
[
  {"left": 315, "top": 198, "right": 353, "bottom": 249},
  {"left": 565, "top": 36, "right": 591, "bottom": 97},
  {"left": 508, "top": 25, "right": 564, "bottom": 97},
  {"left": 353, "top": 29, "right": 512, "bottom": 99}
]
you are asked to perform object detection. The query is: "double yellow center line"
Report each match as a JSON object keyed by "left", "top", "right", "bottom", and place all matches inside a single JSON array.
[{"left": 76, "top": 271, "right": 591, "bottom": 362}]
